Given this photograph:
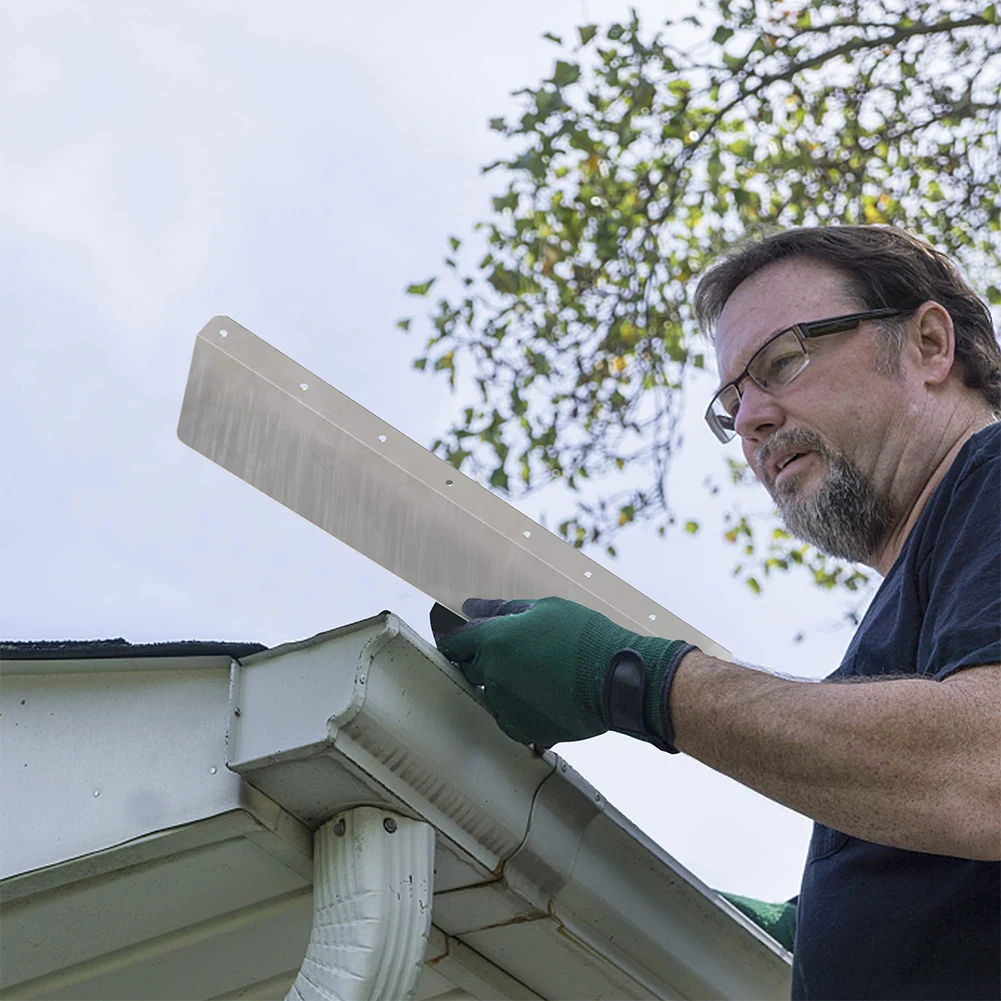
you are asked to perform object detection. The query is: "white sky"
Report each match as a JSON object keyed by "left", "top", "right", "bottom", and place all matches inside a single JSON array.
[{"left": 2, "top": 0, "right": 880, "bottom": 903}]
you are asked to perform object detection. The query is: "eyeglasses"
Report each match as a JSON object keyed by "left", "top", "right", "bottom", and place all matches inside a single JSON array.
[{"left": 704, "top": 308, "right": 907, "bottom": 443}]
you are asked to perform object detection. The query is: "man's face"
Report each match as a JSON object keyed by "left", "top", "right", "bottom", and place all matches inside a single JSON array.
[{"left": 713, "top": 257, "right": 909, "bottom": 565}]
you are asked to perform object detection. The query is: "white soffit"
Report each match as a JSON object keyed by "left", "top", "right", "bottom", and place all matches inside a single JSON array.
[
  {"left": 1, "top": 798, "right": 518, "bottom": 1001},
  {"left": 177, "top": 316, "right": 729, "bottom": 659}
]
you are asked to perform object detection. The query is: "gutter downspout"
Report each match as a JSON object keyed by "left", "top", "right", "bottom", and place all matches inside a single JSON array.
[{"left": 286, "top": 806, "right": 435, "bottom": 1001}]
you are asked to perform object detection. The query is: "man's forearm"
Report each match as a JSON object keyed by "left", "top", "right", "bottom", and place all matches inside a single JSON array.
[{"left": 669, "top": 650, "right": 992, "bottom": 859}]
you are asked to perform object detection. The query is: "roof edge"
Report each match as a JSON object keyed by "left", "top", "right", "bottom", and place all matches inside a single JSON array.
[{"left": 1, "top": 638, "right": 267, "bottom": 662}]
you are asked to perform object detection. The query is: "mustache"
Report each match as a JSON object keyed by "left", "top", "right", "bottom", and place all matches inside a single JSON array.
[{"left": 757, "top": 429, "right": 830, "bottom": 477}]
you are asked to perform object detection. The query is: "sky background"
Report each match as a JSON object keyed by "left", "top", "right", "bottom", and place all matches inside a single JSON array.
[{"left": 2, "top": 0, "right": 884, "bottom": 902}]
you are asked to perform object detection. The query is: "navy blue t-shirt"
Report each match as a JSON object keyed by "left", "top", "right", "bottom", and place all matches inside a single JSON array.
[{"left": 792, "top": 422, "right": 1001, "bottom": 1001}]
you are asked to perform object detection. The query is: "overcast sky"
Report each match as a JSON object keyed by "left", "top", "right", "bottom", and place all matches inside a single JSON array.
[{"left": 2, "top": 0, "right": 885, "bottom": 903}]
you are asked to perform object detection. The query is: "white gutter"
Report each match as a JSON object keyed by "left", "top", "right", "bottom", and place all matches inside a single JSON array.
[{"left": 230, "top": 611, "right": 792, "bottom": 1001}]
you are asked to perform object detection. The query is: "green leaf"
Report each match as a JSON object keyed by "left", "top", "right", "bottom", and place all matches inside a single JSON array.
[
  {"left": 618, "top": 504, "right": 635, "bottom": 526},
  {"left": 552, "top": 60, "right": 581, "bottom": 87},
  {"left": 728, "top": 138, "right": 753, "bottom": 159},
  {"left": 406, "top": 279, "right": 436, "bottom": 296},
  {"left": 684, "top": 520, "right": 700, "bottom": 534},
  {"left": 633, "top": 79, "right": 655, "bottom": 109},
  {"left": 712, "top": 26, "right": 734, "bottom": 45},
  {"left": 746, "top": 577, "right": 762, "bottom": 595},
  {"left": 490, "top": 466, "right": 510, "bottom": 490},
  {"left": 542, "top": 31, "right": 562, "bottom": 44},
  {"left": 396, "top": 318, "right": 411, "bottom": 332},
  {"left": 491, "top": 191, "right": 519, "bottom": 212},
  {"left": 578, "top": 24, "right": 598, "bottom": 45},
  {"left": 488, "top": 266, "right": 523, "bottom": 295}
]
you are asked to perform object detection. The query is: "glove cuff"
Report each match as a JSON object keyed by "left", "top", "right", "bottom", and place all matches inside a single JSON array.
[{"left": 603, "top": 638, "right": 697, "bottom": 753}]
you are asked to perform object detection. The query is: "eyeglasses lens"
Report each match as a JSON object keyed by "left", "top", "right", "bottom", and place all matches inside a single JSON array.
[
  {"left": 751, "top": 330, "right": 808, "bottom": 390},
  {"left": 707, "top": 329, "right": 808, "bottom": 443}
]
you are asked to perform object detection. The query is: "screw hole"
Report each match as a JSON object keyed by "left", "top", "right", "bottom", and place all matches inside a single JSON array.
[
  {"left": 445, "top": 479, "right": 454, "bottom": 486},
  {"left": 378, "top": 434, "right": 387, "bottom": 442},
  {"left": 218, "top": 328, "right": 228, "bottom": 338},
  {"left": 584, "top": 571, "right": 592, "bottom": 579},
  {"left": 523, "top": 530, "right": 531, "bottom": 538},
  {"left": 300, "top": 383, "right": 308, "bottom": 391}
]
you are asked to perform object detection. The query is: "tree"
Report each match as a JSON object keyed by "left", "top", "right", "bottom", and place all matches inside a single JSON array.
[{"left": 402, "top": 0, "right": 1000, "bottom": 610}]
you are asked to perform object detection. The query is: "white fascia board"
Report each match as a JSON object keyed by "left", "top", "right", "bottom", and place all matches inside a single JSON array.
[
  {"left": 0, "top": 654, "right": 237, "bottom": 675},
  {"left": 0, "top": 657, "right": 245, "bottom": 878},
  {"left": 228, "top": 610, "right": 792, "bottom": 1000}
]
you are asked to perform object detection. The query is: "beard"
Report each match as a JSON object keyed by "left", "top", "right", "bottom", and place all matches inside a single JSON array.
[{"left": 764, "top": 435, "right": 900, "bottom": 565}]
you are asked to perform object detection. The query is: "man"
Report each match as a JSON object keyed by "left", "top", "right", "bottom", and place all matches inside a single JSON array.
[{"left": 433, "top": 226, "right": 1001, "bottom": 1001}]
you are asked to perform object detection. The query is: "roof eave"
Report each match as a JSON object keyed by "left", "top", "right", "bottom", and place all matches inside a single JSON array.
[{"left": 229, "top": 610, "right": 792, "bottom": 999}]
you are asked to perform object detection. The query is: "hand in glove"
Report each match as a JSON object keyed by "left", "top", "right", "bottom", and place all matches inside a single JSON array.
[{"left": 432, "top": 596, "right": 697, "bottom": 749}]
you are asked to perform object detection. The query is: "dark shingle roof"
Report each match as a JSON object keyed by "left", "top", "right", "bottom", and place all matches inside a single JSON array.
[{"left": 0, "top": 638, "right": 267, "bottom": 661}]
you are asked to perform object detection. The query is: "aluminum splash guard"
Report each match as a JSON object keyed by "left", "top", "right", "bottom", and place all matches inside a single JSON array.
[{"left": 177, "top": 316, "right": 729, "bottom": 659}]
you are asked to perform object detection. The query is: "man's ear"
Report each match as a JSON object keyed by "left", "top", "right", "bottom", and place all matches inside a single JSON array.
[{"left": 907, "top": 300, "right": 955, "bottom": 387}]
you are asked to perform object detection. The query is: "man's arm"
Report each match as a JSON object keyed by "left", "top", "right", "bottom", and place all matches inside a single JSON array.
[{"left": 670, "top": 654, "right": 1001, "bottom": 860}]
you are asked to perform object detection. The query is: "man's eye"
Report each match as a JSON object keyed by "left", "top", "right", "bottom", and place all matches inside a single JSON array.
[{"left": 761, "top": 352, "right": 800, "bottom": 382}]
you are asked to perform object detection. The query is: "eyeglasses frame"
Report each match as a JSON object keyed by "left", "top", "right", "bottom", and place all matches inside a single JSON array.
[{"left": 704, "top": 307, "right": 908, "bottom": 443}]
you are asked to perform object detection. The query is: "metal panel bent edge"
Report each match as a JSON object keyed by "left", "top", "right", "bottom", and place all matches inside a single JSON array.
[{"left": 177, "top": 316, "right": 729, "bottom": 659}]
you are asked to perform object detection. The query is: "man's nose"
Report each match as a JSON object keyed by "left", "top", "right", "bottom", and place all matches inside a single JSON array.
[{"left": 733, "top": 379, "right": 786, "bottom": 443}]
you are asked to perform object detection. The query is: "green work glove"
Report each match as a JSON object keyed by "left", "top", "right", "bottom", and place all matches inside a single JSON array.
[
  {"left": 716, "top": 891, "right": 797, "bottom": 953},
  {"left": 432, "top": 596, "right": 697, "bottom": 749}
]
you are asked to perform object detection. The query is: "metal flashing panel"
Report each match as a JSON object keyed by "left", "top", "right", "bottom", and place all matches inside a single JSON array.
[{"left": 177, "top": 316, "right": 729, "bottom": 659}]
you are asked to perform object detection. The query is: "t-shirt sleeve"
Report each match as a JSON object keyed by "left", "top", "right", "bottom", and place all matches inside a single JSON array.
[{"left": 919, "top": 448, "right": 1001, "bottom": 681}]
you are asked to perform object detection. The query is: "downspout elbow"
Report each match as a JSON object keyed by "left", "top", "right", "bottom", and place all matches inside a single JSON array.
[{"left": 286, "top": 806, "right": 435, "bottom": 1001}]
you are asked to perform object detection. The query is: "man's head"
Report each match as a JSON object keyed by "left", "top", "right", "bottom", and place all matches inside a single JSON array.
[{"left": 693, "top": 226, "right": 1001, "bottom": 567}]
